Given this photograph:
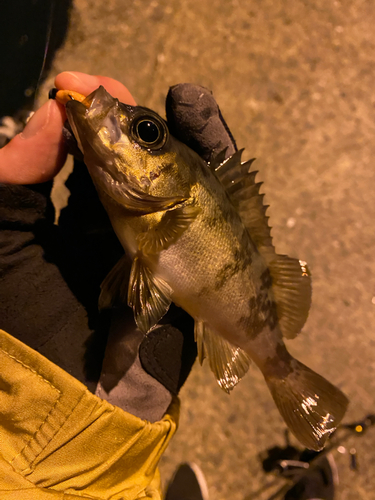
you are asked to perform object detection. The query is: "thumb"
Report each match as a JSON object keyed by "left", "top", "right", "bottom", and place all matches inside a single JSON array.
[{"left": 0, "top": 100, "right": 67, "bottom": 184}]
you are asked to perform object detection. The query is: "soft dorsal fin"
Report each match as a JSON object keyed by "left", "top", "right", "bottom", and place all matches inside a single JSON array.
[
  {"left": 268, "top": 256, "right": 312, "bottom": 339},
  {"left": 194, "top": 320, "right": 251, "bottom": 393},
  {"left": 210, "top": 148, "right": 274, "bottom": 251}
]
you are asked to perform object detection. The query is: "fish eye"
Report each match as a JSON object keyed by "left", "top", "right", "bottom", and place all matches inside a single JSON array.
[
  {"left": 137, "top": 120, "right": 159, "bottom": 143},
  {"left": 131, "top": 115, "right": 168, "bottom": 150}
]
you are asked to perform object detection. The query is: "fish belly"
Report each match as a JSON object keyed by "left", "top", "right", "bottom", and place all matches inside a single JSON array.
[{"left": 153, "top": 225, "right": 279, "bottom": 360}]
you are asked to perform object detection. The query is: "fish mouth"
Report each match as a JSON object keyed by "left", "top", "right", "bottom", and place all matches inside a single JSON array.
[
  {"left": 65, "top": 86, "right": 151, "bottom": 209},
  {"left": 65, "top": 86, "right": 123, "bottom": 153}
]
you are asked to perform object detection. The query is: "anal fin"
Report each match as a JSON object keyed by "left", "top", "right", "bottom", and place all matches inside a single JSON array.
[
  {"left": 128, "top": 255, "right": 172, "bottom": 333},
  {"left": 269, "top": 255, "right": 312, "bottom": 339},
  {"left": 194, "top": 320, "right": 251, "bottom": 393}
]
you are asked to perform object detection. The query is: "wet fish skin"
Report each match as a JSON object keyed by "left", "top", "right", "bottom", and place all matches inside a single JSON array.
[{"left": 65, "top": 86, "right": 348, "bottom": 451}]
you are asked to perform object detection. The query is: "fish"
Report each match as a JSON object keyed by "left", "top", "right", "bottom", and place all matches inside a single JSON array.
[{"left": 61, "top": 85, "right": 348, "bottom": 451}]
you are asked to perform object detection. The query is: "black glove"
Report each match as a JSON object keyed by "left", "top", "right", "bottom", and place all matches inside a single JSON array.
[{"left": 0, "top": 83, "right": 237, "bottom": 422}]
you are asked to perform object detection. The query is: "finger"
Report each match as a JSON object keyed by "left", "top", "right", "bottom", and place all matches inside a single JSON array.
[
  {"left": 166, "top": 84, "right": 237, "bottom": 162},
  {"left": 0, "top": 100, "right": 67, "bottom": 184},
  {"left": 55, "top": 72, "right": 136, "bottom": 105}
]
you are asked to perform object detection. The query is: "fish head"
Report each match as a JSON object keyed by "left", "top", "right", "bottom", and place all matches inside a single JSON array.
[{"left": 66, "top": 86, "right": 192, "bottom": 213}]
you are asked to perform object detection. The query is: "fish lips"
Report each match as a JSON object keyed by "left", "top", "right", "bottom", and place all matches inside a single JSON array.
[{"left": 65, "top": 86, "right": 127, "bottom": 156}]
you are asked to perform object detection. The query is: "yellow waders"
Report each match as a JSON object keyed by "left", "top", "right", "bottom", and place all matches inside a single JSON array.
[{"left": 0, "top": 329, "right": 179, "bottom": 499}]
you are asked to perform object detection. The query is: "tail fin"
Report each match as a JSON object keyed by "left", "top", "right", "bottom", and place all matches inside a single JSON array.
[{"left": 265, "top": 359, "right": 349, "bottom": 451}]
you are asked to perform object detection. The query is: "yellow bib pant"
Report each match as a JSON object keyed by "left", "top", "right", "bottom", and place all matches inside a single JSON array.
[{"left": 0, "top": 329, "right": 178, "bottom": 500}]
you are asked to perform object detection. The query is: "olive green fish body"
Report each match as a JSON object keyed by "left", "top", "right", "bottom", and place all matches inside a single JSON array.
[
  {"left": 65, "top": 86, "right": 348, "bottom": 451},
  {"left": 99, "top": 145, "right": 280, "bottom": 367},
  {"left": 149, "top": 160, "right": 279, "bottom": 360}
]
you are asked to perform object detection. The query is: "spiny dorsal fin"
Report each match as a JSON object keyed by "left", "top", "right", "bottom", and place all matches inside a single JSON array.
[
  {"left": 208, "top": 147, "right": 228, "bottom": 171},
  {"left": 194, "top": 320, "right": 251, "bottom": 393},
  {"left": 214, "top": 148, "right": 246, "bottom": 182},
  {"left": 128, "top": 255, "right": 172, "bottom": 333},
  {"left": 137, "top": 204, "right": 201, "bottom": 255},
  {"left": 211, "top": 148, "right": 274, "bottom": 252},
  {"left": 269, "top": 256, "right": 312, "bottom": 339}
]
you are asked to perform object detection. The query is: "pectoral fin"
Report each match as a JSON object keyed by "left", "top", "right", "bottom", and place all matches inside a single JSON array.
[
  {"left": 115, "top": 185, "right": 188, "bottom": 215},
  {"left": 269, "top": 256, "right": 312, "bottom": 339},
  {"left": 128, "top": 256, "right": 173, "bottom": 333},
  {"left": 194, "top": 320, "right": 251, "bottom": 393},
  {"left": 137, "top": 204, "right": 201, "bottom": 255},
  {"left": 99, "top": 254, "right": 130, "bottom": 310}
]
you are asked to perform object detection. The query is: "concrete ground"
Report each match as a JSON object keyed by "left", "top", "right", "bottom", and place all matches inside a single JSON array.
[{"left": 39, "top": 1, "right": 375, "bottom": 498}]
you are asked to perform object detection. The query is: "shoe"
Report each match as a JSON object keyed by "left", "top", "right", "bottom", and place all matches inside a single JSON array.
[
  {"left": 165, "top": 462, "right": 209, "bottom": 500},
  {"left": 284, "top": 453, "right": 337, "bottom": 500}
]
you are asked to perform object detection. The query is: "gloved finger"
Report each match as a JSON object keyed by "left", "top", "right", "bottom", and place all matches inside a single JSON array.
[
  {"left": 140, "top": 303, "right": 197, "bottom": 396},
  {"left": 0, "top": 100, "right": 67, "bottom": 184},
  {"left": 96, "top": 312, "right": 173, "bottom": 422},
  {"left": 97, "top": 306, "right": 197, "bottom": 422},
  {"left": 166, "top": 83, "right": 237, "bottom": 162}
]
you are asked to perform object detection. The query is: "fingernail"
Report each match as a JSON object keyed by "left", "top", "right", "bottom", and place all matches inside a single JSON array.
[{"left": 21, "top": 100, "right": 52, "bottom": 139}]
